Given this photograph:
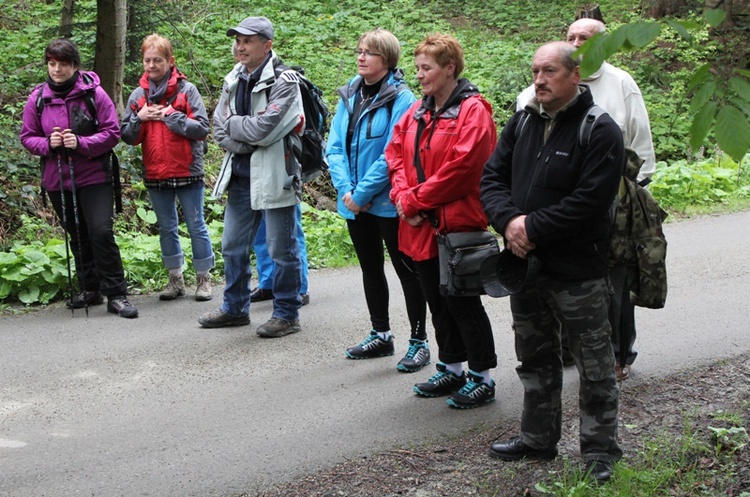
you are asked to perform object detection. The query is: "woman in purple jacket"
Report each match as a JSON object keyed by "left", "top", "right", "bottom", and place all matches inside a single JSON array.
[{"left": 20, "top": 39, "right": 137, "bottom": 318}]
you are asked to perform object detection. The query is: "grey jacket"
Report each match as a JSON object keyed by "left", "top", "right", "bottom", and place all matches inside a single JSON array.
[{"left": 212, "top": 51, "right": 303, "bottom": 209}]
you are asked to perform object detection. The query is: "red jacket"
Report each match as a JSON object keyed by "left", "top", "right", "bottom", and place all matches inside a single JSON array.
[
  {"left": 121, "top": 68, "right": 209, "bottom": 180},
  {"left": 386, "top": 81, "right": 497, "bottom": 261}
]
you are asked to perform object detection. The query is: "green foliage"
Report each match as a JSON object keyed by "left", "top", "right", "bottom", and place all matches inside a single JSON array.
[
  {"left": 300, "top": 203, "right": 355, "bottom": 269},
  {"left": 650, "top": 153, "right": 750, "bottom": 211},
  {"left": 2, "top": 0, "right": 749, "bottom": 305},
  {"left": 579, "top": 9, "right": 750, "bottom": 162},
  {"left": 533, "top": 412, "right": 747, "bottom": 496}
]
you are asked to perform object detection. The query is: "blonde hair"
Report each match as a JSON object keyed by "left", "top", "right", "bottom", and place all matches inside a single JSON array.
[
  {"left": 414, "top": 33, "right": 464, "bottom": 79},
  {"left": 358, "top": 28, "right": 401, "bottom": 69},
  {"left": 141, "top": 33, "right": 174, "bottom": 59}
]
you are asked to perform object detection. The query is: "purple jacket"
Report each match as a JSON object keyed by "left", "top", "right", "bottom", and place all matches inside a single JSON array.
[{"left": 20, "top": 71, "right": 120, "bottom": 192}]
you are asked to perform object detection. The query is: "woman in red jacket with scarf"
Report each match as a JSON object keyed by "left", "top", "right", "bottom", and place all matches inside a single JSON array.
[
  {"left": 121, "top": 34, "right": 214, "bottom": 302},
  {"left": 386, "top": 34, "right": 497, "bottom": 409}
]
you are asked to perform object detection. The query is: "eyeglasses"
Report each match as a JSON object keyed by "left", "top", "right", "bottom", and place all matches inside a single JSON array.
[{"left": 355, "top": 49, "right": 383, "bottom": 58}]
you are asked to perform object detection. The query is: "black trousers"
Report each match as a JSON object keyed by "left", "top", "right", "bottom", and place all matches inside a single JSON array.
[
  {"left": 413, "top": 257, "right": 497, "bottom": 372},
  {"left": 347, "top": 212, "right": 426, "bottom": 338},
  {"left": 48, "top": 182, "right": 128, "bottom": 297}
]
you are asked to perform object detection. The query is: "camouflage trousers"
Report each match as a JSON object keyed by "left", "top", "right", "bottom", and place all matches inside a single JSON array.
[{"left": 509, "top": 275, "right": 622, "bottom": 463}]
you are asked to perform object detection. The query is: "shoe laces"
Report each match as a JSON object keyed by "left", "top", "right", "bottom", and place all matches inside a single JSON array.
[
  {"left": 403, "top": 340, "right": 426, "bottom": 360},
  {"left": 359, "top": 332, "right": 383, "bottom": 347},
  {"left": 427, "top": 370, "right": 453, "bottom": 383}
]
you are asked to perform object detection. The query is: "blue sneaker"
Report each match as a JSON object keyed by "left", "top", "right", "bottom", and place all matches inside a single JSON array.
[
  {"left": 413, "top": 363, "right": 466, "bottom": 397},
  {"left": 446, "top": 370, "right": 495, "bottom": 409},
  {"left": 397, "top": 339, "right": 431, "bottom": 373},
  {"left": 345, "top": 331, "right": 394, "bottom": 359}
]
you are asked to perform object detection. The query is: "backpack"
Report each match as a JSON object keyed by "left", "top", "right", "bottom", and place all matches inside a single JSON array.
[
  {"left": 269, "top": 63, "right": 330, "bottom": 183},
  {"left": 36, "top": 81, "right": 122, "bottom": 213},
  {"left": 514, "top": 105, "right": 668, "bottom": 308}
]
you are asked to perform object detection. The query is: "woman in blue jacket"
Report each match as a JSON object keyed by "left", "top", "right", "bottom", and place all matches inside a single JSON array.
[{"left": 327, "top": 28, "right": 428, "bottom": 372}]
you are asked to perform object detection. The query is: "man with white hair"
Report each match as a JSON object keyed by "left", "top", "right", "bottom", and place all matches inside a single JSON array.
[{"left": 517, "top": 18, "right": 656, "bottom": 380}]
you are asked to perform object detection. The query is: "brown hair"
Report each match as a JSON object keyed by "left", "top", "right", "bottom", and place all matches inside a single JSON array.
[
  {"left": 141, "top": 33, "right": 174, "bottom": 59},
  {"left": 414, "top": 33, "right": 464, "bottom": 79},
  {"left": 44, "top": 39, "right": 81, "bottom": 67},
  {"left": 358, "top": 28, "right": 401, "bottom": 70}
]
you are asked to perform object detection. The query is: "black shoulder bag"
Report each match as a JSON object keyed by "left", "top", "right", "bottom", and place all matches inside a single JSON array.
[{"left": 411, "top": 112, "right": 499, "bottom": 297}]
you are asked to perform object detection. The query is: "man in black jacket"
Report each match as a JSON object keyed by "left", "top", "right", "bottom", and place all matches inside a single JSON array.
[{"left": 480, "top": 41, "right": 624, "bottom": 484}]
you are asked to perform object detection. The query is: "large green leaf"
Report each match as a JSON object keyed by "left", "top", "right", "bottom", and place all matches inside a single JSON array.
[
  {"left": 665, "top": 19, "right": 693, "bottom": 43},
  {"left": 704, "top": 8, "right": 727, "bottom": 28},
  {"left": 730, "top": 97, "right": 750, "bottom": 118},
  {"left": 18, "top": 285, "right": 40, "bottom": 304},
  {"left": 687, "top": 63, "right": 711, "bottom": 93},
  {"left": 690, "top": 81, "right": 716, "bottom": 114},
  {"left": 715, "top": 105, "right": 750, "bottom": 162},
  {"left": 729, "top": 76, "right": 750, "bottom": 102},
  {"left": 690, "top": 101, "right": 716, "bottom": 152},
  {"left": 625, "top": 22, "right": 660, "bottom": 49}
]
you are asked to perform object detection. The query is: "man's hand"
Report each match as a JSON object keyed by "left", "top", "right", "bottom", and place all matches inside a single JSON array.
[{"left": 504, "top": 215, "right": 536, "bottom": 258}]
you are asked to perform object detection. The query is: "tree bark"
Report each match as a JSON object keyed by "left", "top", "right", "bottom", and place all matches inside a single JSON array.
[
  {"left": 60, "top": 0, "right": 75, "bottom": 38},
  {"left": 93, "top": 0, "right": 127, "bottom": 115}
]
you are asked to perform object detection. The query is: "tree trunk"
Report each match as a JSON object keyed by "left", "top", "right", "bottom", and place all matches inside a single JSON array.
[
  {"left": 60, "top": 0, "right": 75, "bottom": 38},
  {"left": 93, "top": 0, "right": 127, "bottom": 115}
]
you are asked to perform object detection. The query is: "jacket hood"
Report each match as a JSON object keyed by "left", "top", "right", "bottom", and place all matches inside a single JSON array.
[
  {"left": 413, "top": 78, "right": 480, "bottom": 120},
  {"left": 338, "top": 68, "right": 408, "bottom": 112}
]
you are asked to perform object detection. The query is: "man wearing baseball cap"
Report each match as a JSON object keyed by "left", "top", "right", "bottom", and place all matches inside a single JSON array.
[{"left": 199, "top": 16, "right": 306, "bottom": 338}]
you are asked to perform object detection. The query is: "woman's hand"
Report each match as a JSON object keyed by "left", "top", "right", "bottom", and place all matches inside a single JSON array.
[
  {"left": 49, "top": 128, "right": 65, "bottom": 150},
  {"left": 137, "top": 104, "right": 165, "bottom": 122},
  {"left": 61, "top": 129, "right": 77, "bottom": 150},
  {"left": 343, "top": 192, "right": 361, "bottom": 215}
]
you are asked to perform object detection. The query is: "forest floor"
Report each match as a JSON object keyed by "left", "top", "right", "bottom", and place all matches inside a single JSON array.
[{"left": 250, "top": 354, "right": 750, "bottom": 497}]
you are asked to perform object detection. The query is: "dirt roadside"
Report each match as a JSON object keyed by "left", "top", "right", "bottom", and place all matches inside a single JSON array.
[{"left": 251, "top": 354, "right": 750, "bottom": 497}]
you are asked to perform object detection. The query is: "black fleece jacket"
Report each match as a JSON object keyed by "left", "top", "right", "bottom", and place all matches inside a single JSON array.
[{"left": 480, "top": 86, "right": 624, "bottom": 281}]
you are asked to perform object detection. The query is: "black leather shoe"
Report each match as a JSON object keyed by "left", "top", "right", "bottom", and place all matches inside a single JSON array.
[
  {"left": 250, "top": 287, "right": 274, "bottom": 302},
  {"left": 488, "top": 436, "right": 558, "bottom": 461},
  {"left": 584, "top": 459, "right": 613, "bottom": 484}
]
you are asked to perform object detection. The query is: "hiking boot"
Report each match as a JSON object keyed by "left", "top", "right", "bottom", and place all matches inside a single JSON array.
[
  {"left": 413, "top": 363, "right": 466, "bottom": 397},
  {"left": 584, "top": 459, "right": 613, "bottom": 484},
  {"left": 107, "top": 296, "right": 139, "bottom": 319},
  {"left": 397, "top": 339, "right": 431, "bottom": 372},
  {"left": 159, "top": 274, "right": 185, "bottom": 301},
  {"left": 345, "top": 330, "right": 394, "bottom": 359},
  {"left": 299, "top": 293, "right": 310, "bottom": 306},
  {"left": 198, "top": 308, "right": 250, "bottom": 328},
  {"left": 256, "top": 317, "right": 301, "bottom": 338},
  {"left": 66, "top": 290, "right": 103, "bottom": 309},
  {"left": 446, "top": 371, "right": 495, "bottom": 409},
  {"left": 250, "top": 287, "right": 274, "bottom": 302},
  {"left": 195, "top": 274, "right": 213, "bottom": 301},
  {"left": 488, "top": 436, "right": 558, "bottom": 461}
]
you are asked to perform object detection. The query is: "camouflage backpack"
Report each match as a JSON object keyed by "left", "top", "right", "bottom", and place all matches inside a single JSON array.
[
  {"left": 515, "top": 105, "right": 668, "bottom": 308},
  {"left": 607, "top": 149, "right": 668, "bottom": 309}
]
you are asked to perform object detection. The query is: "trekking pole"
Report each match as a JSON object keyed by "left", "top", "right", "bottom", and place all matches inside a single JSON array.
[
  {"left": 63, "top": 129, "right": 89, "bottom": 318},
  {"left": 53, "top": 127, "right": 75, "bottom": 316}
]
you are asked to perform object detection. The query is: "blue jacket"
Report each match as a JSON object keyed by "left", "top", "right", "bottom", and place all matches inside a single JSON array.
[{"left": 326, "top": 69, "right": 416, "bottom": 219}]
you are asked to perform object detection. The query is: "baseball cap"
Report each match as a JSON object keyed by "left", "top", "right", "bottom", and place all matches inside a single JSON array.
[{"left": 227, "top": 16, "right": 274, "bottom": 40}]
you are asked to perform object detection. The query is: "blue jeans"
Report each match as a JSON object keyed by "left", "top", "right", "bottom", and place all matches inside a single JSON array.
[
  {"left": 148, "top": 183, "right": 215, "bottom": 272},
  {"left": 221, "top": 180, "right": 301, "bottom": 320},
  {"left": 254, "top": 204, "right": 308, "bottom": 294}
]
